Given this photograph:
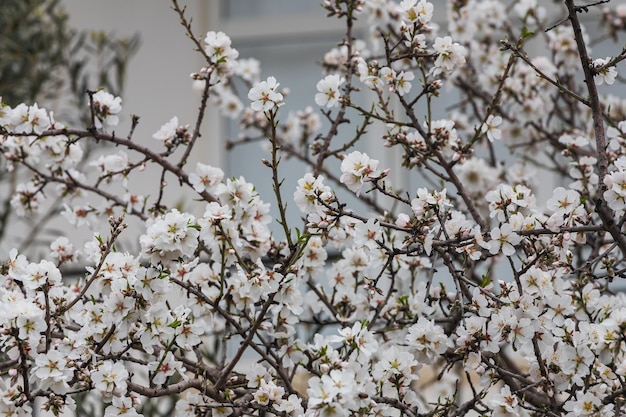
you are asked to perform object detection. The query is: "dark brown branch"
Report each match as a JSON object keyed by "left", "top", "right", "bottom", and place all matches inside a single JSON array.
[
  {"left": 565, "top": 0, "right": 626, "bottom": 256},
  {"left": 43, "top": 128, "right": 218, "bottom": 203}
]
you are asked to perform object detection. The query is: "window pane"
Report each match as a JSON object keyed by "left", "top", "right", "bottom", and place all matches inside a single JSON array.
[
  {"left": 222, "top": 0, "right": 324, "bottom": 19},
  {"left": 226, "top": 39, "right": 328, "bottom": 235},
  {"left": 226, "top": 38, "right": 376, "bottom": 235}
]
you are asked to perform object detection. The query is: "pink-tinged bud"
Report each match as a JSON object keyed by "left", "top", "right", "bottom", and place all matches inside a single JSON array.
[
  {"left": 396, "top": 213, "right": 411, "bottom": 228},
  {"left": 429, "top": 286, "right": 442, "bottom": 298}
]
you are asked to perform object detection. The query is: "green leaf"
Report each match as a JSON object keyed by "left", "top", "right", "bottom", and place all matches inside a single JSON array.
[
  {"left": 481, "top": 275, "right": 491, "bottom": 288},
  {"left": 521, "top": 27, "right": 535, "bottom": 41}
]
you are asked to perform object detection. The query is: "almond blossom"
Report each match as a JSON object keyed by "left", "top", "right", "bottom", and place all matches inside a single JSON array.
[
  {"left": 152, "top": 116, "right": 179, "bottom": 142},
  {"left": 315, "top": 74, "right": 345, "bottom": 108},
  {"left": 431, "top": 36, "right": 467, "bottom": 76},
  {"left": 248, "top": 76, "right": 284, "bottom": 112},
  {"left": 188, "top": 163, "right": 224, "bottom": 193},
  {"left": 91, "top": 361, "right": 129, "bottom": 398},
  {"left": 339, "top": 150, "right": 387, "bottom": 196},
  {"left": 2, "top": 1, "right": 626, "bottom": 416},
  {"left": 91, "top": 90, "right": 122, "bottom": 129},
  {"left": 397, "top": 0, "right": 434, "bottom": 24},
  {"left": 593, "top": 57, "right": 618, "bottom": 85},
  {"left": 484, "top": 223, "right": 522, "bottom": 256}
]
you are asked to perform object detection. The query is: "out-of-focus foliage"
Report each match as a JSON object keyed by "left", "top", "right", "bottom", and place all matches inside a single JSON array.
[
  {"left": 0, "top": 0, "right": 139, "bottom": 248},
  {"left": 1, "top": 4, "right": 140, "bottom": 416},
  {"left": 66, "top": 30, "right": 140, "bottom": 124},
  {"left": 0, "top": 0, "right": 139, "bottom": 118},
  {"left": 0, "top": 0, "right": 69, "bottom": 105}
]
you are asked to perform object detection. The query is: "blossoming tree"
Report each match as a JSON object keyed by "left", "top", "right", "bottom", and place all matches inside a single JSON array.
[{"left": 2, "top": 0, "right": 626, "bottom": 416}]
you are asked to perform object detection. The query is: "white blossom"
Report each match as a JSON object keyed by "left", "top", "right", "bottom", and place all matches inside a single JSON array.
[
  {"left": 431, "top": 36, "right": 467, "bottom": 76},
  {"left": 91, "top": 361, "right": 129, "bottom": 397},
  {"left": 92, "top": 90, "right": 122, "bottom": 129},
  {"left": 339, "top": 151, "right": 387, "bottom": 196},
  {"left": 152, "top": 116, "right": 178, "bottom": 142},
  {"left": 189, "top": 163, "right": 224, "bottom": 193},
  {"left": 593, "top": 57, "right": 618, "bottom": 86},
  {"left": 315, "top": 74, "right": 345, "bottom": 108},
  {"left": 248, "top": 76, "right": 284, "bottom": 112}
]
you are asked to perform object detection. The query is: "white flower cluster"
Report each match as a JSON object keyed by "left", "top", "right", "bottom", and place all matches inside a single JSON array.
[
  {"left": 140, "top": 209, "right": 199, "bottom": 265},
  {"left": 3, "top": 0, "right": 626, "bottom": 416},
  {"left": 248, "top": 76, "right": 284, "bottom": 112},
  {"left": 604, "top": 156, "right": 626, "bottom": 213},
  {"left": 204, "top": 31, "right": 239, "bottom": 80},
  {"left": 339, "top": 150, "right": 388, "bottom": 196},
  {"left": 92, "top": 90, "right": 122, "bottom": 129},
  {"left": 1, "top": 102, "right": 50, "bottom": 135},
  {"left": 431, "top": 36, "right": 467, "bottom": 76}
]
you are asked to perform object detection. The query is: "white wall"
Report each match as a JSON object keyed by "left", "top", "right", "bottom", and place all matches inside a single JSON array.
[
  {"left": 38, "top": 1, "right": 222, "bottom": 253},
  {"left": 61, "top": 0, "right": 221, "bottom": 164}
]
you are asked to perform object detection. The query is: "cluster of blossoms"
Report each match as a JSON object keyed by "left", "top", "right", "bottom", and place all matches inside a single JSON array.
[
  {"left": 339, "top": 151, "right": 388, "bottom": 196},
  {"left": 248, "top": 76, "right": 285, "bottom": 112},
  {"left": 91, "top": 91, "right": 122, "bottom": 129},
  {"left": 604, "top": 156, "right": 626, "bottom": 213},
  {"left": 2, "top": 1, "right": 626, "bottom": 417}
]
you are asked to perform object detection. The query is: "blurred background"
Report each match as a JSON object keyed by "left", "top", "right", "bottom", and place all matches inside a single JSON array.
[{"left": 3, "top": 0, "right": 625, "bottom": 257}]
